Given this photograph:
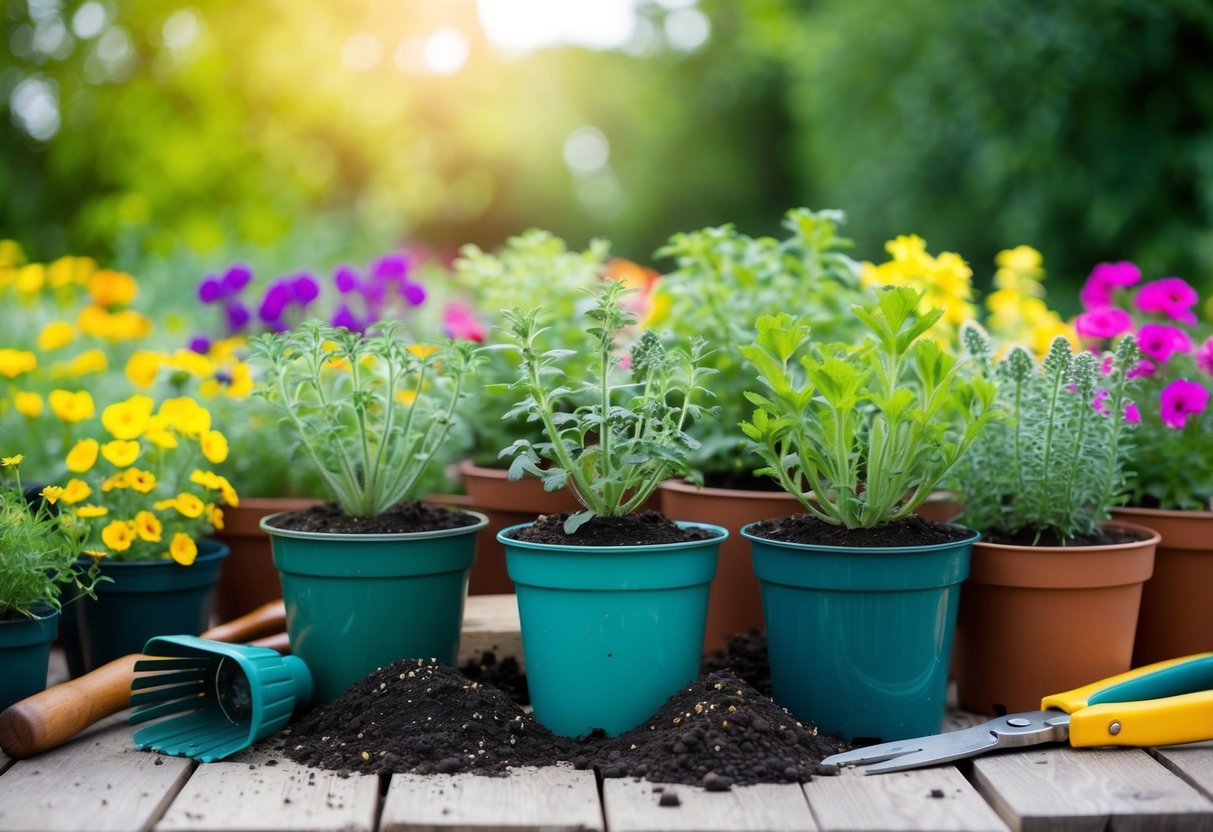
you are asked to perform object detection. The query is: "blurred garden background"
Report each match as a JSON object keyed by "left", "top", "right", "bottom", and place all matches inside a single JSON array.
[{"left": 5, "top": 0, "right": 1213, "bottom": 306}]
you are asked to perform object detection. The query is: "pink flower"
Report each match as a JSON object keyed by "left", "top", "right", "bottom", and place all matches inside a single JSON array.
[
  {"left": 1127, "top": 358, "right": 1157, "bottom": 379},
  {"left": 1080, "top": 261, "right": 1141, "bottom": 309},
  {"left": 1159, "top": 379, "right": 1209, "bottom": 429},
  {"left": 1091, "top": 388, "right": 1110, "bottom": 415},
  {"left": 1134, "top": 277, "right": 1199, "bottom": 326},
  {"left": 442, "top": 302, "right": 486, "bottom": 343},
  {"left": 1075, "top": 306, "right": 1134, "bottom": 340},
  {"left": 1197, "top": 336, "right": 1213, "bottom": 376},
  {"left": 1123, "top": 401, "right": 1141, "bottom": 423},
  {"left": 1137, "top": 323, "right": 1193, "bottom": 364}
]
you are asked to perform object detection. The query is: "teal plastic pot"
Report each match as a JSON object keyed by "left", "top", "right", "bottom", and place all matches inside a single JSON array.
[
  {"left": 0, "top": 608, "right": 59, "bottom": 711},
  {"left": 263, "top": 511, "right": 488, "bottom": 703},
  {"left": 742, "top": 524, "right": 976, "bottom": 742},
  {"left": 61, "top": 540, "right": 229, "bottom": 677},
  {"left": 500, "top": 522, "right": 726, "bottom": 737}
]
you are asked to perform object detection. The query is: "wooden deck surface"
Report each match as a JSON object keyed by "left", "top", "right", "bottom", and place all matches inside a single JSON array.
[{"left": 3, "top": 595, "right": 1213, "bottom": 832}]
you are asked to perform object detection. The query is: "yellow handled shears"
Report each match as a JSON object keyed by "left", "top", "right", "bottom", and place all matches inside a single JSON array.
[{"left": 822, "top": 653, "right": 1213, "bottom": 774}]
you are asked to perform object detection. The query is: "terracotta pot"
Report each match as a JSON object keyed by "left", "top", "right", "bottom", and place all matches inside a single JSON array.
[
  {"left": 659, "top": 479, "right": 800, "bottom": 652},
  {"left": 213, "top": 497, "right": 321, "bottom": 622},
  {"left": 954, "top": 521, "right": 1159, "bottom": 715},
  {"left": 457, "top": 460, "right": 583, "bottom": 595},
  {"left": 1113, "top": 506, "right": 1213, "bottom": 666},
  {"left": 916, "top": 491, "right": 962, "bottom": 525}
]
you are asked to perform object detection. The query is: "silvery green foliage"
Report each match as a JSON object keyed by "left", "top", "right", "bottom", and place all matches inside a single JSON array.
[{"left": 954, "top": 326, "right": 1141, "bottom": 542}]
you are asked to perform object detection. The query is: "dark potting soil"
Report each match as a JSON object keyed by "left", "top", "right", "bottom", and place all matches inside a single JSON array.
[
  {"left": 984, "top": 525, "right": 1151, "bottom": 548},
  {"left": 696, "top": 472, "right": 788, "bottom": 492},
  {"left": 701, "top": 630, "right": 771, "bottom": 698},
  {"left": 506, "top": 510, "right": 713, "bottom": 547},
  {"left": 748, "top": 513, "right": 971, "bottom": 548},
  {"left": 459, "top": 651, "right": 529, "bottom": 706},
  {"left": 266, "top": 500, "right": 480, "bottom": 534}
]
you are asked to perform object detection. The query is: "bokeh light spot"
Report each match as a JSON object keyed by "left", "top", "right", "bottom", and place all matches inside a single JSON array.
[
  {"left": 71, "top": 2, "right": 106, "bottom": 39},
  {"left": 477, "top": 0, "right": 637, "bottom": 53},
  {"left": 664, "top": 8, "right": 710, "bottom": 52},
  {"left": 11, "top": 76, "right": 60, "bottom": 140},
  {"left": 563, "top": 126, "right": 610, "bottom": 174},
  {"left": 423, "top": 28, "right": 469, "bottom": 75},
  {"left": 162, "top": 10, "right": 200, "bottom": 51}
]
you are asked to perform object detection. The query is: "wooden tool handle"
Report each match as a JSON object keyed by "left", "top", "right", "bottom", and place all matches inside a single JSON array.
[{"left": 0, "top": 599, "right": 287, "bottom": 760}]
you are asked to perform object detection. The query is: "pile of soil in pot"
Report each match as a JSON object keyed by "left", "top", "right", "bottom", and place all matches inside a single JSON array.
[
  {"left": 266, "top": 500, "right": 480, "bottom": 535},
  {"left": 506, "top": 510, "right": 713, "bottom": 547},
  {"left": 702, "top": 630, "right": 771, "bottom": 697},
  {"left": 748, "top": 513, "right": 970, "bottom": 548}
]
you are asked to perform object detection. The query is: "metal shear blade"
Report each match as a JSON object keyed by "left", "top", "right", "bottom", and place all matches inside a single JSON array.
[{"left": 821, "top": 711, "right": 1072, "bottom": 774}]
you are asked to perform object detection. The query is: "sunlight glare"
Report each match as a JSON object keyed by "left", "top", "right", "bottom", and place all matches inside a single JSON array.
[
  {"left": 423, "top": 27, "right": 469, "bottom": 75},
  {"left": 476, "top": 0, "right": 638, "bottom": 53}
]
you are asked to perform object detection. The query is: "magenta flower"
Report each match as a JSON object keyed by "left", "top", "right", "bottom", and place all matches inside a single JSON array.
[
  {"left": 1124, "top": 401, "right": 1141, "bottom": 423},
  {"left": 1197, "top": 336, "right": 1213, "bottom": 376},
  {"left": 331, "top": 304, "right": 362, "bottom": 332},
  {"left": 225, "top": 301, "right": 251, "bottom": 333},
  {"left": 1091, "top": 388, "right": 1110, "bottom": 416},
  {"left": 1075, "top": 306, "right": 1134, "bottom": 340},
  {"left": 1080, "top": 261, "right": 1141, "bottom": 309},
  {"left": 334, "top": 266, "right": 360, "bottom": 294},
  {"left": 442, "top": 302, "right": 486, "bottom": 343},
  {"left": 1134, "top": 277, "right": 1198, "bottom": 326},
  {"left": 1137, "top": 323, "right": 1193, "bottom": 364},
  {"left": 197, "top": 276, "right": 224, "bottom": 304},
  {"left": 291, "top": 273, "right": 320, "bottom": 305},
  {"left": 371, "top": 253, "right": 410, "bottom": 282},
  {"left": 221, "top": 264, "right": 253, "bottom": 295},
  {"left": 1126, "top": 357, "right": 1157, "bottom": 379},
  {"left": 400, "top": 281, "right": 426, "bottom": 307},
  {"left": 1159, "top": 379, "right": 1209, "bottom": 429}
]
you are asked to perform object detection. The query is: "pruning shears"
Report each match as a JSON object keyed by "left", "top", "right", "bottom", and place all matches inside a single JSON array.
[{"left": 822, "top": 653, "right": 1213, "bottom": 775}]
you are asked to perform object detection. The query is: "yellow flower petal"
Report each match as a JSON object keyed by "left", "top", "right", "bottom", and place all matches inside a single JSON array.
[
  {"left": 169, "top": 532, "right": 197, "bottom": 566},
  {"left": 101, "top": 519, "right": 134, "bottom": 552},
  {"left": 100, "top": 439, "right": 141, "bottom": 468},
  {"left": 39, "top": 485, "right": 64, "bottom": 505},
  {"left": 66, "top": 438, "right": 100, "bottom": 473}
]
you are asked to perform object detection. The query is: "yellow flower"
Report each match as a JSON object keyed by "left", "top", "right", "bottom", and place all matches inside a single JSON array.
[
  {"left": 153, "top": 498, "right": 178, "bottom": 511},
  {"left": 125, "top": 350, "right": 165, "bottom": 389},
  {"left": 39, "top": 485, "right": 64, "bottom": 504},
  {"left": 995, "top": 245, "right": 1043, "bottom": 273},
  {"left": 199, "top": 430, "right": 228, "bottom": 464},
  {"left": 13, "top": 391, "right": 43, "bottom": 417},
  {"left": 407, "top": 343, "right": 439, "bottom": 360},
  {"left": 101, "top": 396, "right": 154, "bottom": 440},
  {"left": 66, "top": 438, "right": 100, "bottom": 472},
  {"left": 207, "top": 503, "right": 225, "bottom": 531},
  {"left": 37, "top": 321, "right": 76, "bottom": 351},
  {"left": 49, "top": 389, "right": 95, "bottom": 423},
  {"left": 75, "top": 504, "right": 109, "bottom": 518},
  {"left": 126, "top": 468, "right": 157, "bottom": 493},
  {"left": 100, "top": 472, "right": 129, "bottom": 492},
  {"left": 68, "top": 349, "right": 108, "bottom": 376},
  {"left": 190, "top": 469, "right": 223, "bottom": 489},
  {"left": 145, "top": 428, "right": 178, "bottom": 449},
  {"left": 78, "top": 306, "right": 152, "bottom": 341},
  {"left": 394, "top": 389, "right": 418, "bottom": 406},
  {"left": 0, "top": 240, "right": 23, "bottom": 268},
  {"left": 0, "top": 349, "right": 37, "bottom": 379},
  {"left": 158, "top": 397, "right": 211, "bottom": 437},
  {"left": 133, "top": 511, "right": 162, "bottom": 543},
  {"left": 225, "top": 362, "right": 253, "bottom": 398},
  {"left": 86, "top": 269, "right": 138, "bottom": 308},
  {"left": 2, "top": 454, "right": 24, "bottom": 467},
  {"left": 16, "top": 264, "right": 45, "bottom": 294},
  {"left": 219, "top": 483, "right": 239, "bottom": 508},
  {"left": 101, "top": 439, "right": 140, "bottom": 468},
  {"left": 639, "top": 291, "right": 672, "bottom": 329},
  {"left": 48, "top": 256, "right": 96, "bottom": 288},
  {"left": 168, "top": 350, "right": 214, "bottom": 378},
  {"left": 174, "top": 493, "right": 204, "bottom": 518},
  {"left": 101, "top": 520, "right": 135, "bottom": 552},
  {"left": 61, "top": 478, "right": 91, "bottom": 504},
  {"left": 82, "top": 548, "right": 107, "bottom": 559},
  {"left": 169, "top": 532, "right": 197, "bottom": 566}
]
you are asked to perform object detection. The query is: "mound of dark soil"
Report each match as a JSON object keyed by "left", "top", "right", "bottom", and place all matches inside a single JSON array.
[
  {"left": 266, "top": 501, "right": 479, "bottom": 535},
  {"left": 506, "top": 511, "right": 714, "bottom": 547},
  {"left": 702, "top": 630, "right": 771, "bottom": 697},
  {"left": 747, "top": 513, "right": 970, "bottom": 548}
]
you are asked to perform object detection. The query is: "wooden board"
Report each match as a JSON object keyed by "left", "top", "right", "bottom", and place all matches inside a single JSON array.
[
  {"left": 0, "top": 713, "right": 193, "bottom": 832},
  {"left": 381, "top": 765, "right": 601, "bottom": 832},
  {"left": 971, "top": 747, "right": 1213, "bottom": 831},
  {"left": 603, "top": 778, "right": 815, "bottom": 832},
  {"left": 804, "top": 767, "right": 1007, "bottom": 832},
  {"left": 458, "top": 594, "right": 523, "bottom": 671},
  {"left": 1151, "top": 742, "right": 1213, "bottom": 801}
]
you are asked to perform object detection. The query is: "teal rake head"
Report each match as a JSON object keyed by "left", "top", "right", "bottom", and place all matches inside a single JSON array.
[{"left": 129, "top": 635, "right": 313, "bottom": 762}]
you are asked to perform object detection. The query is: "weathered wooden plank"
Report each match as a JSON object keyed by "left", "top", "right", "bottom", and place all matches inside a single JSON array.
[
  {"left": 0, "top": 712, "right": 192, "bottom": 832},
  {"left": 603, "top": 778, "right": 815, "bottom": 832},
  {"left": 458, "top": 594, "right": 523, "bottom": 671},
  {"left": 805, "top": 767, "right": 1007, "bottom": 832},
  {"left": 381, "top": 765, "right": 602, "bottom": 832},
  {"left": 1151, "top": 742, "right": 1213, "bottom": 801},
  {"left": 972, "top": 747, "right": 1213, "bottom": 831}
]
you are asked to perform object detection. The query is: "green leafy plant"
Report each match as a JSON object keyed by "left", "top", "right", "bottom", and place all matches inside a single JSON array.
[
  {"left": 654, "top": 208, "right": 868, "bottom": 483},
  {"left": 0, "top": 456, "right": 105, "bottom": 620},
  {"left": 953, "top": 326, "right": 1143, "bottom": 543},
  {"left": 249, "top": 321, "right": 478, "bottom": 517},
  {"left": 740, "top": 286, "right": 998, "bottom": 528},
  {"left": 496, "top": 279, "right": 716, "bottom": 534}
]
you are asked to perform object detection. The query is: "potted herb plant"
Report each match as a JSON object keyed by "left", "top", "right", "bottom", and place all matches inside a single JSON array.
[
  {"left": 950, "top": 325, "right": 1159, "bottom": 715},
  {"left": 1072, "top": 263, "right": 1213, "bottom": 665},
  {"left": 739, "top": 286, "right": 997, "bottom": 742},
  {"left": 653, "top": 209, "right": 869, "bottom": 649},
  {"left": 251, "top": 321, "right": 487, "bottom": 703},
  {"left": 0, "top": 456, "right": 104, "bottom": 709},
  {"left": 494, "top": 278, "right": 727, "bottom": 737}
]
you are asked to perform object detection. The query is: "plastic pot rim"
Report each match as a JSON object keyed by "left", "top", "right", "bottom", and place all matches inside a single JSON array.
[
  {"left": 740, "top": 521, "right": 979, "bottom": 554},
  {"left": 260, "top": 509, "right": 489, "bottom": 542},
  {"left": 498, "top": 520, "right": 728, "bottom": 552}
]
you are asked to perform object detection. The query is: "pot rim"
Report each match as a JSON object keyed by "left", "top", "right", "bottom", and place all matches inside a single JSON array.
[
  {"left": 972, "top": 520, "right": 1161, "bottom": 552},
  {"left": 658, "top": 478, "right": 801, "bottom": 501},
  {"left": 456, "top": 459, "right": 512, "bottom": 480},
  {"left": 498, "top": 520, "right": 728, "bottom": 552},
  {"left": 1112, "top": 505, "right": 1213, "bottom": 520},
  {"left": 73, "top": 539, "right": 229, "bottom": 567},
  {"left": 260, "top": 509, "right": 489, "bottom": 541},
  {"left": 740, "top": 520, "right": 979, "bottom": 553}
]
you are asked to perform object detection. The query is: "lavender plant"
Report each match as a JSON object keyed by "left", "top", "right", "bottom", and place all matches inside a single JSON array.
[
  {"left": 953, "top": 325, "right": 1142, "bottom": 543},
  {"left": 496, "top": 279, "right": 716, "bottom": 534},
  {"left": 740, "top": 286, "right": 998, "bottom": 529}
]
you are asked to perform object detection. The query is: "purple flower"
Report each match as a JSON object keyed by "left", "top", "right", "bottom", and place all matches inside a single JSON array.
[
  {"left": 1124, "top": 401, "right": 1141, "bottom": 424},
  {"left": 1091, "top": 388, "right": 1111, "bottom": 416},
  {"left": 188, "top": 335, "right": 211, "bottom": 354},
  {"left": 1134, "top": 277, "right": 1199, "bottom": 326},
  {"left": 1075, "top": 306, "right": 1134, "bottom": 340},
  {"left": 197, "top": 276, "right": 224, "bottom": 304},
  {"left": 259, "top": 282, "right": 293, "bottom": 323},
  {"left": 225, "top": 301, "right": 251, "bottom": 332},
  {"left": 221, "top": 264, "right": 253, "bottom": 295},
  {"left": 1127, "top": 358, "right": 1157, "bottom": 379},
  {"left": 331, "top": 304, "right": 361, "bottom": 332},
  {"left": 400, "top": 280, "right": 426, "bottom": 307},
  {"left": 334, "top": 266, "right": 360, "bottom": 294},
  {"left": 371, "top": 253, "right": 410, "bottom": 282},
  {"left": 1159, "top": 378, "right": 1209, "bottom": 429},
  {"left": 1137, "top": 323, "right": 1193, "bottom": 364},
  {"left": 1197, "top": 336, "right": 1213, "bottom": 376},
  {"left": 1080, "top": 261, "right": 1141, "bottom": 309},
  {"left": 292, "top": 272, "right": 320, "bottom": 305}
]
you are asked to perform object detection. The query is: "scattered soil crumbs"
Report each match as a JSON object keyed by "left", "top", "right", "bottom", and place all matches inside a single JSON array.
[
  {"left": 572, "top": 671, "right": 844, "bottom": 787},
  {"left": 983, "top": 525, "right": 1150, "bottom": 548},
  {"left": 702, "top": 630, "right": 771, "bottom": 697},
  {"left": 748, "top": 513, "right": 970, "bottom": 548},
  {"left": 458, "top": 651, "right": 529, "bottom": 706},
  {"left": 505, "top": 510, "right": 714, "bottom": 547},
  {"left": 266, "top": 501, "right": 479, "bottom": 535}
]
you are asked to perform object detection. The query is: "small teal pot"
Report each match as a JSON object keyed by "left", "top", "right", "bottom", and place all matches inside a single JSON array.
[
  {"left": 0, "top": 608, "right": 60, "bottom": 711},
  {"left": 263, "top": 511, "right": 488, "bottom": 703},
  {"left": 742, "top": 523, "right": 977, "bottom": 743},
  {"left": 62, "top": 541, "right": 229, "bottom": 677},
  {"left": 499, "top": 522, "right": 727, "bottom": 737}
]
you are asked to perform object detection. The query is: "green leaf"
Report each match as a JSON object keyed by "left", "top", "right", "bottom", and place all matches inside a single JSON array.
[{"left": 564, "top": 510, "right": 596, "bottom": 534}]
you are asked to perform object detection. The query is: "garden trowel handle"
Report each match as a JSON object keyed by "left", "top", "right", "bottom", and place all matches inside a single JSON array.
[{"left": 0, "top": 599, "right": 287, "bottom": 759}]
